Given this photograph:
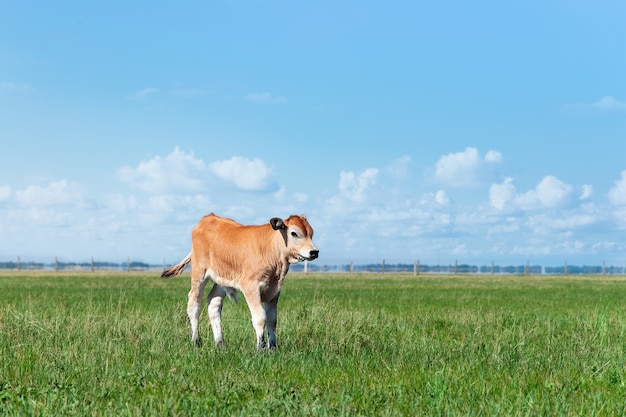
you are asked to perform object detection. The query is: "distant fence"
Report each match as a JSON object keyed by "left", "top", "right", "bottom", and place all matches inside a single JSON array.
[
  {"left": 300, "top": 260, "right": 625, "bottom": 275},
  {"left": 0, "top": 257, "right": 624, "bottom": 275},
  {"left": 0, "top": 257, "right": 162, "bottom": 273}
]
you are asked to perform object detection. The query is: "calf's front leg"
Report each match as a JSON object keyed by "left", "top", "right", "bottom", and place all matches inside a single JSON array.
[{"left": 242, "top": 287, "right": 267, "bottom": 351}]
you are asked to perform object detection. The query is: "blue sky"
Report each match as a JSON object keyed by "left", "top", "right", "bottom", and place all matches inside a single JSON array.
[{"left": 1, "top": 0, "right": 625, "bottom": 266}]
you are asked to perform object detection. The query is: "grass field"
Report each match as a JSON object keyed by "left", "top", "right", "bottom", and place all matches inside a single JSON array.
[{"left": 0, "top": 271, "right": 625, "bottom": 416}]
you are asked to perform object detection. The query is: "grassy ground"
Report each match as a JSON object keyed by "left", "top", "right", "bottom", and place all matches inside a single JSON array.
[{"left": 0, "top": 271, "right": 624, "bottom": 416}]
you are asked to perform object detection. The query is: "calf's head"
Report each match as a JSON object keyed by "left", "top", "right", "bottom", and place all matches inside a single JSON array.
[{"left": 270, "top": 215, "right": 319, "bottom": 264}]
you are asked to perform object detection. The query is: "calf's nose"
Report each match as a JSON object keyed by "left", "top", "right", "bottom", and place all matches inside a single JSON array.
[{"left": 309, "top": 250, "right": 319, "bottom": 260}]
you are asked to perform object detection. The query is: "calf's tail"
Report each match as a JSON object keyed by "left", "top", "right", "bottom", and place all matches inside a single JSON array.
[{"left": 161, "top": 252, "right": 192, "bottom": 278}]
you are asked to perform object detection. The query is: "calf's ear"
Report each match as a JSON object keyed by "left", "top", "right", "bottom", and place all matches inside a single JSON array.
[{"left": 270, "top": 217, "right": 286, "bottom": 230}]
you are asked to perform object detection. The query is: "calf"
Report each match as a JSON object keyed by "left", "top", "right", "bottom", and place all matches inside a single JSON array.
[{"left": 162, "top": 213, "right": 318, "bottom": 350}]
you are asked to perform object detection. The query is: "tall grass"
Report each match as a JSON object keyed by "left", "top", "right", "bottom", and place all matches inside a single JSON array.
[{"left": 0, "top": 272, "right": 624, "bottom": 416}]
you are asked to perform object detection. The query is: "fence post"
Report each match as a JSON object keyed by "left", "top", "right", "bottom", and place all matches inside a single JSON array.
[
  {"left": 454, "top": 259, "right": 458, "bottom": 275},
  {"left": 55, "top": 256, "right": 59, "bottom": 272},
  {"left": 127, "top": 257, "right": 130, "bottom": 273},
  {"left": 91, "top": 257, "right": 95, "bottom": 272},
  {"left": 381, "top": 259, "right": 385, "bottom": 274},
  {"left": 350, "top": 261, "right": 353, "bottom": 274},
  {"left": 414, "top": 259, "right": 420, "bottom": 276},
  {"left": 525, "top": 261, "right": 529, "bottom": 276},
  {"left": 602, "top": 260, "right": 606, "bottom": 275},
  {"left": 18, "top": 256, "right": 21, "bottom": 272},
  {"left": 304, "top": 260, "right": 308, "bottom": 274},
  {"left": 491, "top": 260, "right": 494, "bottom": 275},
  {"left": 564, "top": 260, "right": 568, "bottom": 276}
]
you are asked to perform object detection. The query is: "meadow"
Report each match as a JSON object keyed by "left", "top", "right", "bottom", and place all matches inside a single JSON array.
[{"left": 0, "top": 271, "right": 624, "bottom": 416}]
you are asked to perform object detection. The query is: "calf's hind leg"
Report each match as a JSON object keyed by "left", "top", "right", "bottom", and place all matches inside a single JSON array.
[
  {"left": 187, "top": 271, "right": 208, "bottom": 346},
  {"left": 207, "top": 283, "right": 227, "bottom": 347}
]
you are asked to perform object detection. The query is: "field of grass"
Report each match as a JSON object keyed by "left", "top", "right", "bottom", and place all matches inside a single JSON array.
[{"left": 0, "top": 271, "right": 625, "bottom": 416}]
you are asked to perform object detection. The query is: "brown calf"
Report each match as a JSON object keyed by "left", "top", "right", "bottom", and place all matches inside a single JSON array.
[{"left": 162, "top": 213, "right": 318, "bottom": 350}]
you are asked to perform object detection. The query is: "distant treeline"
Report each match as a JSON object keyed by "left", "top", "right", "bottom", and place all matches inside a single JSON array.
[
  {"left": 0, "top": 260, "right": 624, "bottom": 275},
  {"left": 290, "top": 262, "right": 626, "bottom": 275},
  {"left": 0, "top": 260, "right": 154, "bottom": 271}
]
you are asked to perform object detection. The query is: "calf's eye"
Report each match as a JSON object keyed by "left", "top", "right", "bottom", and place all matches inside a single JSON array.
[{"left": 291, "top": 231, "right": 298, "bottom": 237}]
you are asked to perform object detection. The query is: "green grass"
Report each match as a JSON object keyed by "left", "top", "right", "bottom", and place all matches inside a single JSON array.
[{"left": 0, "top": 272, "right": 625, "bottom": 416}]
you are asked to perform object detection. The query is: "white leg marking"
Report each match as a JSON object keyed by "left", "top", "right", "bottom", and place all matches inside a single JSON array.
[
  {"left": 207, "top": 284, "right": 227, "bottom": 347},
  {"left": 187, "top": 278, "right": 207, "bottom": 346},
  {"left": 242, "top": 288, "right": 266, "bottom": 350}
]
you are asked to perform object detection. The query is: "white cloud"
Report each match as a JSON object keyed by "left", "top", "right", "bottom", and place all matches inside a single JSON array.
[
  {"left": 0, "top": 81, "right": 33, "bottom": 92},
  {"left": 129, "top": 87, "right": 160, "bottom": 100},
  {"left": 435, "top": 147, "right": 502, "bottom": 188},
  {"left": 117, "top": 147, "right": 208, "bottom": 193},
  {"left": 417, "top": 190, "right": 450, "bottom": 206},
  {"left": 490, "top": 176, "right": 574, "bottom": 211},
  {"left": 435, "top": 190, "right": 450, "bottom": 206},
  {"left": 3, "top": 145, "right": 625, "bottom": 267},
  {"left": 118, "top": 149, "right": 278, "bottom": 195},
  {"left": 2, "top": 181, "right": 86, "bottom": 228},
  {"left": 564, "top": 96, "right": 626, "bottom": 114},
  {"left": 337, "top": 168, "right": 378, "bottom": 203},
  {"left": 244, "top": 92, "right": 287, "bottom": 104},
  {"left": 452, "top": 243, "right": 479, "bottom": 257},
  {"left": 590, "top": 96, "right": 626, "bottom": 112},
  {"left": 209, "top": 157, "right": 275, "bottom": 191},
  {"left": 489, "top": 177, "right": 517, "bottom": 210},
  {"left": 387, "top": 155, "right": 411, "bottom": 179},
  {"left": 580, "top": 184, "right": 593, "bottom": 200},
  {"left": 15, "top": 180, "right": 83, "bottom": 207},
  {"left": 484, "top": 150, "right": 503, "bottom": 163},
  {"left": 608, "top": 170, "right": 626, "bottom": 206},
  {"left": 293, "top": 192, "right": 309, "bottom": 203},
  {"left": 591, "top": 241, "right": 617, "bottom": 254},
  {"left": 128, "top": 86, "right": 207, "bottom": 100},
  {"left": 8, "top": 207, "right": 74, "bottom": 226},
  {"left": 612, "top": 207, "right": 626, "bottom": 229},
  {"left": 530, "top": 176, "right": 574, "bottom": 208},
  {"left": 527, "top": 212, "right": 599, "bottom": 234},
  {"left": 273, "top": 187, "right": 287, "bottom": 202},
  {"left": 0, "top": 186, "right": 11, "bottom": 201},
  {"left": 487, "top": 217, "right": 520, "bottom": 234},
  {"left": 271, "top": 188, "right": 310, "bottom": 216},
  {"left": 105, "top": 194, "right": 139, "bottom": 212}
]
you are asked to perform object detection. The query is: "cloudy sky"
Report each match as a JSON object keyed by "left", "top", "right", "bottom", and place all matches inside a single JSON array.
[{"left": 1, "top": 1, "right": 625, "bottom": 266}]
